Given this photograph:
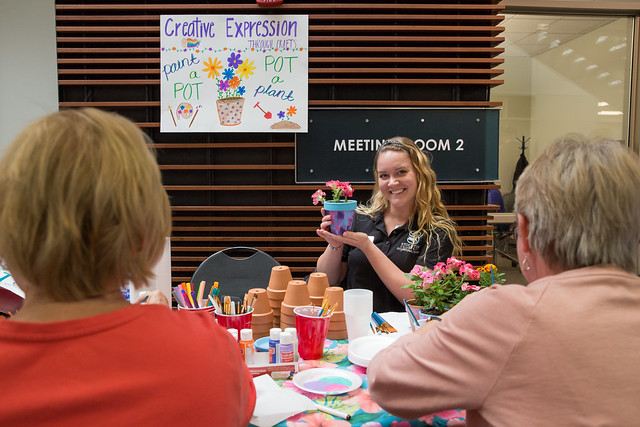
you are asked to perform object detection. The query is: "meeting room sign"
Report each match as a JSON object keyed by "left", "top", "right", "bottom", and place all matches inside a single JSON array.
[{"left": 160, "top": 15, "right": 309, "bottom": 133}]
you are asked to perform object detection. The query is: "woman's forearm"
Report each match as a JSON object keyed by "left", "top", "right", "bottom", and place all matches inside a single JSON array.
[
  {"left": 316, "top": 245, "right": 347, "bottom": 286},
  {"left": 360, "top": 243, "right": 414, "bottom": 303}
]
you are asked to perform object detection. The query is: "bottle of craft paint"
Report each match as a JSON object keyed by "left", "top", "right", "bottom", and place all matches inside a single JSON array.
[
  {"left": 279, "top": 331, "right": 294, "bottom": 363},
  {"left": 269, "top": 328, "right": 281, "bottom": 364},
  {"left": 284, "top": 327, "right": 298, "bottom": 361},
  {"left": 227, "top": 328, "right": 238, "bottom": 342},
  {"left": 239, "top": 328, "right": 255, "bottom": 364}
]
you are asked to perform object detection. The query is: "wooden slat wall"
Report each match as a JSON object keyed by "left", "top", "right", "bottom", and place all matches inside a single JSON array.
[{"left": 55, "top": 0, "right": 504, "bottom": 284}]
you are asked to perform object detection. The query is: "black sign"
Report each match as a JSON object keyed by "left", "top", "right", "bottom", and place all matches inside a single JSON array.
[{"left": 296, "top": 108, "right": 499, "bottom": 183}]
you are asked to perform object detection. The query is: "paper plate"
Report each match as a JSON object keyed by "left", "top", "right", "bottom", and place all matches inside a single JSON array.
[
  {"left": 347, "top": 335, "right": 398, "bottom": 368},
  {"left": 254, "top": 336, "right": 270, "bottom": 352},
  {"left": 292, "top": 368, "right": 362, "bottom": 396}
]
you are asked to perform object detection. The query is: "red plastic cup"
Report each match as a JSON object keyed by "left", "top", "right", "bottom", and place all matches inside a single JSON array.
[
  {"left": 177, "top": 304, "right": 216, "bottom": 319},
  {"left": 294, "top": 306, "right": 332, "bottom": 360},
  {"left": 216, "top": 309, "right": 253, "bottom": 330}
]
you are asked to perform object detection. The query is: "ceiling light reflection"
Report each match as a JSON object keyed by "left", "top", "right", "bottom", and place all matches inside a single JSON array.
[{"left": 597, "top": 111, "right": 622, "bottom": 116}]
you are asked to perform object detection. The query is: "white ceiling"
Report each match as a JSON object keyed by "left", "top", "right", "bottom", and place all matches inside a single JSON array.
[{"left": 499, "top": 14, "right": 617, "bottom": 56}]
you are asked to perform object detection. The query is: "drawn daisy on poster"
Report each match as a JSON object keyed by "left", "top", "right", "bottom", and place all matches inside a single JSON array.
[{"left": 160, "top": 15, "right": 308, "bottom": 133}]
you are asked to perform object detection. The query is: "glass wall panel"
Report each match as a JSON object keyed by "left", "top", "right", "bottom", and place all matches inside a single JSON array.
[{"left": 491, "top": 15, "right": 634, "bottom": 194}]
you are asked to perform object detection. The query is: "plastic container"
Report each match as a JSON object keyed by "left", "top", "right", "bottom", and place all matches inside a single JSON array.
[
  {"left": 227, "top": 328, "right": 239, "bottom": 341},
  {"left": 284, "top": 327, "right": 298, "bottom": 361},
  {"left": 240, "top": 328, "right": 255, "bottom": 364},
  {"left": 279, "top": 331, "right": 294, "bottom": 363},
  {"left": 269, "top": 328, "right": 281, "bottom": 364}
]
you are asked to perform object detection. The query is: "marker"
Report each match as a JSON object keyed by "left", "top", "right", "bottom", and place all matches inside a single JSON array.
[{"left": 314, "top": 403, "right": 351, "bottom": 420}]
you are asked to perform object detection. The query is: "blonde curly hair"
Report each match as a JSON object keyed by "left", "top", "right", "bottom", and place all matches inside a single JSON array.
[{"left": 358, "top": 136, "right": 462, "bottom": 258}]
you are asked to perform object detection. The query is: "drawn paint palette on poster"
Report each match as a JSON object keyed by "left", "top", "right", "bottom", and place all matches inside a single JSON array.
[{"left": 160, "top": 15, "right": 308, "bottom": 133}]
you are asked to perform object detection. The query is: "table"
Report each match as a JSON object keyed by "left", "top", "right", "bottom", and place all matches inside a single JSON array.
[
  {"left": 487, "top": 212, "right": 518, "bottom": 266},
  {"left": 274, "top": 339, "right": 466, "bottom": 426}
]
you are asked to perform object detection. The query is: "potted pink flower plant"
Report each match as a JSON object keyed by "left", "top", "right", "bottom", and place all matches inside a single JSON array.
[
  {"left": 312, "top": 180, "right": 356, "bottom": 236},
  {"left": 404, "top": 257, "right": 502, "bottom": 316}
]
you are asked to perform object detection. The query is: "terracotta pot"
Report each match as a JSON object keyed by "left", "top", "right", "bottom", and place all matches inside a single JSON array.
[
  {"left": 279, "top": 311, "right": 297, "bottom": 325},
  {"left": 268, "top": 265, "right": 293, "bottom": 291},
  {"left": 307, "top": 272, "right": 330, "bottom": 298},
  {"left": 282, "top": 280, "right": 311, "bottom": 306},
  {"left": 251, "top": 312, "right": 274, "bottom": 325},
  {"left": 328, "top": 320, "right": 347, "bottom": 331},
  {"left": 248, "top": 288, "right": 271, "bottom": 315},
  {"left": 280, "top": 302, "right": 297, "bottom": 317},
  {"left": 279, "top": 320, "right": 295, "bottom": 330},
  {"left": 327, "top": 329, "right": 348, "bottom": 340},
  {"left": 329, "top": 311, "right": 345, "bottom": 323},
  {"left": 323, "top": 286, "right": 344, "bottom": 311}
]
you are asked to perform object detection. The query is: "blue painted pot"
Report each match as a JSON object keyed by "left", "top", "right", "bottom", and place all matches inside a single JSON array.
[{"left": 324, "top": 200, "right": 357, "bottom": 236}]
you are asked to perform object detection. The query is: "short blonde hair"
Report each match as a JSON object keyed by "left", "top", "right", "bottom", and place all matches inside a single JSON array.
[
  {"left": 0, "top": 108, "right": 171, "bottom": 301},
  {"left": 515, "top": 134, "right": 640, "bottom": 272},
  {"left": 359, "top": 136, "right": 462, "bottom": 257}
]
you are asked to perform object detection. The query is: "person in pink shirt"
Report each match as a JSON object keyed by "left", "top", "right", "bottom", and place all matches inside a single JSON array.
[
  {"left": 0, "top": 108, "right": 255, "bottom": 426},
  {"left": 368, "top": 134, "right": 640, "bottom": 426}
]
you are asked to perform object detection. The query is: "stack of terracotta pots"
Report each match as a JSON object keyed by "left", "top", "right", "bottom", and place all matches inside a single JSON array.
[
  {"left": 280, "top": 280, "right": 311, "bottom": 330},
  {"left": 248, "top": 288, "right": 273, "bottom": 339},
  {"left": 266, "top": 265, "right": 292, "bottom": 328},
  {"left": 307, "top": 272, "right": 330, "bottom": 308},
  {"left": 324, "top": 286, "right": 347, "bottom": 340}
]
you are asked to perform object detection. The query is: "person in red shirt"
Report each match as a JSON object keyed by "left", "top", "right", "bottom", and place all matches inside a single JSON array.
[{"left": 0, "top": 108, "right": 255, "bottom": 426}]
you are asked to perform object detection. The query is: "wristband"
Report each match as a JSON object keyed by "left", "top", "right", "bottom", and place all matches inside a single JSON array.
[{"left": 328, "top": 244, "right": 343, "bottom": 250}]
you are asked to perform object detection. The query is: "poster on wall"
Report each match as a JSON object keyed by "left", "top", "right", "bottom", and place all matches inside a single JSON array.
[{"left": 160, "top": 15, "right": 308, "bottom": 133}]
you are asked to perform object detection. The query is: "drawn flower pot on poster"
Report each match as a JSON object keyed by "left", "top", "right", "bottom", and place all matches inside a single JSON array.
[
  {"left": 202, "top": 51, "right": 255, "bottom": 127},
  {"left": 216, "top": 97, "right": 245, "bottom": 126}
]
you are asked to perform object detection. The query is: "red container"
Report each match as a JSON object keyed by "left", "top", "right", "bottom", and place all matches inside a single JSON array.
[
  {"left": 177, "top": 304, "right": 216, "bottom": 319},
  {"left": 294, "top": 306, "right": 332, "bottom": 360},
  {"left": 216, "top": 309, "right": 253, "bottom": 330}
]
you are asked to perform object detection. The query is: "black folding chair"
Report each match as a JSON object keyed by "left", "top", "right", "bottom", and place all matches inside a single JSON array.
[{"left": 190, "top": 247, "right": 280, "bottom": 299}]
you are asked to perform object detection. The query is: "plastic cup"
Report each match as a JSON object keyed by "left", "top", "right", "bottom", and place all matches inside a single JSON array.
[
  {"left": 294, "top": 306, "right": 332, "bottom": 360},
  {"left": 215, "top": 309, "right": 253, "bottom": 330},
  {"left": 176, "top": 304, "right": 216, "bottom": 319},
  {"left": 343, "top": 289, "right": 373, "bottom": 342}
]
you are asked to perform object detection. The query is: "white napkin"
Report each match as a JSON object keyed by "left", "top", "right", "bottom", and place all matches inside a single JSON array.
[
  {"left": 250, "top": 374, "right": 316, "bottom": 427},
  {"left": 379, "top": 311, "right": 412, "bottom": 335}
]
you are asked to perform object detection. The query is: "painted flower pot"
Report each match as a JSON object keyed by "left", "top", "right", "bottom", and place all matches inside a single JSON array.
[
  {"left": 216, "top": 97, "right": 245, "bottom": 126},
  {"left": 407, "top": 299, "right": 444, "bottom": 319},
  {"left": 324, "top": 200, "right": 357, "bottom": 236}
]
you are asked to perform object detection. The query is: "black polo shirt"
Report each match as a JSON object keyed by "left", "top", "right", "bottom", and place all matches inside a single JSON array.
[{"left": 341, "top": 212, "right": 454, "bottom": 312}]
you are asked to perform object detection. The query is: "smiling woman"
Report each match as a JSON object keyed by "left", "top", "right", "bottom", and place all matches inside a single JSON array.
[{"left": 315, "top": 136, "right": 462, "bottom": 312}]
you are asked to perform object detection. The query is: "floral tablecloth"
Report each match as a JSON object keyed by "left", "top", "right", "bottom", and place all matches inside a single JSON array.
[{"left": 275, "top": 339, "right": 466, "bottom": 427}]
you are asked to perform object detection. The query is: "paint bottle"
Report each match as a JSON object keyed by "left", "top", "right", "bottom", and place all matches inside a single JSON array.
[
  {"left": 227, "top": 328, "right": 238, "bottom": 342},
  {"left": 284, "top": 327, "right": 298, "bottom": 361},
  {"left": 240, "top": 328, "right": 255, "bottom": 364},
  {"left": 279, "top": 331, "right": 294, "bottom": 363},
  {"left": 269, "top": 328, "right": 281, "bottom": 364}
]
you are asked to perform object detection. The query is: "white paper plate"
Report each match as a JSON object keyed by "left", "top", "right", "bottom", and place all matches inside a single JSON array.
[
  {"left": 347, "top": 335, "right": 398, "bottom": 368},
  {"left": 292, "top": 368, "right": 362, "bottom": 395}
]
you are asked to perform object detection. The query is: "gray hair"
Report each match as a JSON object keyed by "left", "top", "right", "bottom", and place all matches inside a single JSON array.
[{"left": 515, "top": 134, "right": 640, "bottom": 272}]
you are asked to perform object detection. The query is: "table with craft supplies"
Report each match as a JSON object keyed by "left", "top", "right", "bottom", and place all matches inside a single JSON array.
[{"left": 257, "top": 312, "right": 466, "bottom": 426}]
